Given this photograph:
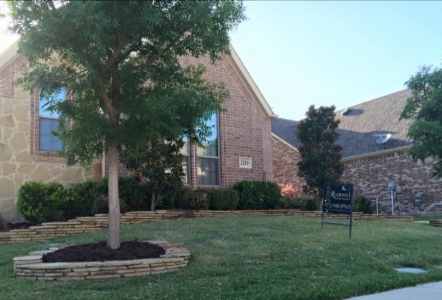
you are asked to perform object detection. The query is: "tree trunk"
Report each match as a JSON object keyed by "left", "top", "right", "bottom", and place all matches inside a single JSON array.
[
  {"left": 107, "top": 138, "right": 120, "bottom": 249},
  {"left": 151, "top": 192, "right": 156, "bottom": 212}
]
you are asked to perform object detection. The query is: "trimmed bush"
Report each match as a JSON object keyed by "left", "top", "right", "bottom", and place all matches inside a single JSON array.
[
  {"left": 232, "top": 181, "right": 281, "bottom": 210},
  {"left": 207, "top": 190, "right": 239, "bottom": 210},
  {"left": 101, "top": 177, "right": 145, "bottom": 212},
  {"left": 276, "top": 196, "right": 302, "bottom": 209},
  {"left": 0, "top": 212, "right": 4, "bottom": 229},
  {"left": 354, "top": 195, "right": 373, "bottom": 214},
  {"left": 57, "top": 181, "right": 102, "bottom": 220},
  {"left": 178, "top": 190, "right": 209, "bottom": 210},
  {"left": 17, "top": 181, "right": 64, "bottom": 224},
  {"left": 301, "top": 198, "right": 318, "bottom": 211}
]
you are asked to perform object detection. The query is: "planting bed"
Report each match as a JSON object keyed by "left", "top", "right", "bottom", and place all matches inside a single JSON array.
[{"left": 14, "top": 241, "right": 190, "bottom": 281}]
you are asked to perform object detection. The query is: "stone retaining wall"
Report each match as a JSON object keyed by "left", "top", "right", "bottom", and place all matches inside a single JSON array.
[
  {"left": 0, "top": 210, "right": 413, "bottom": 246},
  {"left": 14, "top": 241, "right": 190, "bottom": 281}
]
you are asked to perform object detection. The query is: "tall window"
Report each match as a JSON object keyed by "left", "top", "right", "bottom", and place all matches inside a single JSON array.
[
  {"left": 197, "top": 113, "right": 219, "bottom": 185},
  {"left": 39, "top": 89, "right": 65, "bottom": 151},
  {"left": 180, "top": 136, "right": 190, "bottom": 184}
]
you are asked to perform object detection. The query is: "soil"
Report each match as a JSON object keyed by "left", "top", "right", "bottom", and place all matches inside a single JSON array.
[
  {"left": 42, "top": 241, "right": 166, "bottom": 263},
  {"left": 0, "top": 222, "right": 33, "bottom": 232}
]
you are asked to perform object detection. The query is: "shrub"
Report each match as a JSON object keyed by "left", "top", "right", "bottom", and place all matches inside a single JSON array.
[
  {"left": 178, "top": 190, "right": 208, "bottom": 210},
  {"left": 276, "top": 196, "right": 302, "bottom": 209},
  {"left": 232, "top": 181, "right": 281, "bottom": 210},
  {"left": 156, "top": 185, "right": 186, "bottom": 210},
  {"left": 58, "top": 181, "right": 102, "bottom": 220},
  {"left": 17, "top": 181, "right": 64, "bottom": 224},
  {"left": 207, "top": 190, "right": 240, "bottom": 210},
  {"left": 301, "top": 198, "right": 318, "bottom": 211},
  {"left": 101, "top": 177, "right": 145, "bottom": 212},
  {"left": 0, "top": 212, "right": 4, "bottom": 229},
  {"left": 91, "top": 195, "right": 129, "bottom": 215},
  {"left": 278, "top": 183, "right": 299, "bottom": 197},
  {"left": 354, "top": 195, "right": 373, "bottom": 214}
]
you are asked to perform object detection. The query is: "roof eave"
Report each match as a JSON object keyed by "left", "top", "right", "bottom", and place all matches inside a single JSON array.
[
  {"left": 226, "top": 44, "right": 277, "bottom": 119},
  {"left": 0, "top": 39, "right": 20, "bottom": 73}
]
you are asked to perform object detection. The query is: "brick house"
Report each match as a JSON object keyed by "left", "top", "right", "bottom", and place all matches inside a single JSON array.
[
  {"left": 272, "top": 89, "right": 442, "bottom": 215},
  {"left": 0, "top": 40, "right": 277, "bottom": 222}
]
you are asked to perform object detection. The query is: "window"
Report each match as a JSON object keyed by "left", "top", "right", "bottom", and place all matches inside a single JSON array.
[
  {"left": 180, "top": 136, "right": 190, "bottom": 184},
  {"left": 39, "top": 89, "right": 65, "bottom": 152},
  {"left": 196, "top": 113, "right": 219, "bottom": 185}
]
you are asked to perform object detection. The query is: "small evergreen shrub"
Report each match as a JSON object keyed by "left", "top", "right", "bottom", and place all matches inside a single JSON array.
[
  {"left": 353, "top": 195, "right": 373, "bottom": 214},
  {"left": 207, "top": 190, "right": 240, "bottom": 210},
  {"left": 232, "top": 181, "right": 281, "bottom": 210},
  {"left": 101, "top": 177, "right": 145, "bottom": 211},
  {"left": 179, "top": 190, "right": 209, "bottom": 210},
  {"left": 58, "top": 181, "right": 102, "bottom": 220},
  {"left": 301, "top": 198, "right": 318, "bottom": 211},
  {"left": 276, "top": 196, "right": 302, "bottom": 209},
  {"left": 17, "top": 181, "right": 64, "bottom": 224},
  {"left": 91, "top": 195, "right": 129, "bottom": 215},
  {"left": 0, "top": 212, "right": 4, "bottom": 229}
]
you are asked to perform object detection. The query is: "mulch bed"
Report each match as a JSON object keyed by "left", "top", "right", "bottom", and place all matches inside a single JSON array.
[
  {"left": 0, "top": 222, "right": 33, "bottom": 232},
  {"left": 43, "top": 241, "right": 166, "bottom": 263}
]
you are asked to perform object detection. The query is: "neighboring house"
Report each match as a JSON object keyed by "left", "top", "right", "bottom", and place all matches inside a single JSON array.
[
  {"left": 272, "top": 89, "right": 442, "bottom": 215},
  {"left": 0, "top": 40, "right": 276, "bottom": 222}
]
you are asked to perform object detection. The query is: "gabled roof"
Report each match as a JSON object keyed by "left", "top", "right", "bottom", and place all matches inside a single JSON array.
[
  {"left": 0, "top": 40, "right": 277, "bottom": 119},
  {"left": 271, "top": 89, "right": 413, "bottom": 158},
  {"left": 226, "top": 46, "right": 277, "bottom": 119},
  {"left": 0, "top": 40, "right": 19, "bottom": 73}
]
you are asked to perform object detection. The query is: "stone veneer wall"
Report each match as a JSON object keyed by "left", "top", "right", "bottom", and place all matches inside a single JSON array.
[
  {"left": 14, "top": 241, "right": 190, "bottom": 281},
  {"left": 342, "top": 148, "right": 442, "bottom": 215},
  {"left": 271, "top": 135, "right": 305, "bottom": 191},
  {"left": 0, "top": 55, "right": 100, "bottom": 223}
]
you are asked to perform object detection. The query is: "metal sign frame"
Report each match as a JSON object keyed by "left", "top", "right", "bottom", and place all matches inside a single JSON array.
[{"left": 321, "top": 183, "right": 354, "bottom": 237}]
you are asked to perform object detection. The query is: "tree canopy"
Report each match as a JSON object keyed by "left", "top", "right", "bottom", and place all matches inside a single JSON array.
[
  {"left": 8, "top": 0, "right": 246, "bottom": 248},
  {"left": 297, "top": 105, "right": 344, "bottom": 200},
  {"left": 400, "top": 65, "right": 442, "bottom": 177}
]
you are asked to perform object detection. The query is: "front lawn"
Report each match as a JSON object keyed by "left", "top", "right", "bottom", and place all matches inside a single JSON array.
[{"left": 1, "top": 216, "right": 442, "bottom": 300}]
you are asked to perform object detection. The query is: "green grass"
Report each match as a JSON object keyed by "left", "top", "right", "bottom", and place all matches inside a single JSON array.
[{"left": 1, "top": 216, "right": 442, "bottom": 300}]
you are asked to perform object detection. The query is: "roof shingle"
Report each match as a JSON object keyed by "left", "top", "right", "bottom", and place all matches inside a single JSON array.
[{"left": 271, "top": 89, "right": 413, "bottom": 158}]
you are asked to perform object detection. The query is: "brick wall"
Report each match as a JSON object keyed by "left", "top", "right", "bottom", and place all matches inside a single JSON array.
[
  {"left": 271, "top": 135, "right": 305, "bottom": 191},
  {"left": 342, "top": 149, "right": 442, "bottom": 215}
]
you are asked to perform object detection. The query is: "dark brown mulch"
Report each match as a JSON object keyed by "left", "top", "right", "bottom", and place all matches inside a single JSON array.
[
  {"left": 0, "top": 222, "right": 34, "bottom": 232},
  {"left": 42, "top": 241, "right": 166, "bottom": 263}
]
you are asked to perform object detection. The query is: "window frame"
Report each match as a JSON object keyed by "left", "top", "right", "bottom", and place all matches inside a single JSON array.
[
  {"left": 195, "top": 113, "right": 220, "bottom": 186},
  {"left": 36, "top": 89, "right": 66, "bottom": 153}
]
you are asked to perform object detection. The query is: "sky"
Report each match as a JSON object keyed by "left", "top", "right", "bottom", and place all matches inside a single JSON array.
[{"left": 2, "top": 1, "right": 442, "bottom": 121}]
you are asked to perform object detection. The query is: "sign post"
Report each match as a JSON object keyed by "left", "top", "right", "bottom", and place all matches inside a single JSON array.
[{"left": 322, "top": 183, "right": 354, "bottom": 237}]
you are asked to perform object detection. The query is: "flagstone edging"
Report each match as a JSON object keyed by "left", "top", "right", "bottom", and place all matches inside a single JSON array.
[
  {"left": 0, "top": 210, "right": 413, "bottom": 246},
  {"left": 14, "top": 241, "right": 189, "bottom": 281}
]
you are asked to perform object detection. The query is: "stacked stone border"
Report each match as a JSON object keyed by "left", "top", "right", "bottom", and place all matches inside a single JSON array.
[
  {"left": 14, "top": 241, "right": 190, "bottom": 281},
  {"left": 0, "top": 210, "right": 413, "bottom": 246}
]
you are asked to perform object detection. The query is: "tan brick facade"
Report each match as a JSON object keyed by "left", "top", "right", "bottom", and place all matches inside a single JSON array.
[
  {"left": 342, "top": 148, "right": 442, "bottom": 215},
  {"left": 0, "top": 53, "right": 101, "bottom": 223},
  {"left": 271, "top": 134, "right": 305, "bottom": 191},
  {"left": 1, "top": 43, "right": 275, "bottom": 221}
]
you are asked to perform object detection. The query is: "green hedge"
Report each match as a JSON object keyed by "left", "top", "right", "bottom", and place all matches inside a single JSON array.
[
  {"left": 17, "top": 181, "right": 64, "bottom": 224},
  {"left": 232, "top": 181, "right": 281, "bottom": 210},
  {"left": 276, "top": 196, "right": 318, "bottom": 211},
  {"left": 207, "top": 190, "right": 239, "bottom": 210},
  {"left": 353, "top": 195, "right": 373, "bottom": 214},
  {"left": 178, "top": 189, "right": 209, "bottom": 210}
]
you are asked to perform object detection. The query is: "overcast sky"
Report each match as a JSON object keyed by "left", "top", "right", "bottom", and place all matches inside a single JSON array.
[{"left": 2, "top": 1, "right": 442, "bottom": 121}]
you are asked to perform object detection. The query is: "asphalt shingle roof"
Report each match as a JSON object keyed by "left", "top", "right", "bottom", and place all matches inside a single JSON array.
[{"left": 271, "top": 89, "right": 413, "bottom": 158}]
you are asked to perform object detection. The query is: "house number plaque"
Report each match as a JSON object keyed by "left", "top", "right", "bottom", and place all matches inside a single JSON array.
[{"left": 239, "top": 157, "right": 252, "bottom": 169}]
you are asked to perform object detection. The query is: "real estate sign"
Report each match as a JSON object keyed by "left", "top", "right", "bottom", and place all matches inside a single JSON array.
[
  {"left": 323, "top": 183, "right": 353, "bottom": 215},
  {"left": 322, "top": 183, "right": 354, "bottom": 237}
]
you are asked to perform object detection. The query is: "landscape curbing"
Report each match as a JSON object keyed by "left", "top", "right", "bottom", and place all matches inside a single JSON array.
[
  {"left": 14, "top": 241, "right": 190, "bottom": 281},
  {"left": 0, "top": 210, "right": 413, "bottom": 245}
]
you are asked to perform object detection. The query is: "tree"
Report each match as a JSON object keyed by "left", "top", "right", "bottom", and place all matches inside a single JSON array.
[
  {"left": 8, "top": 0, "right": 245, "bottom": 249},
  {"left": 400, "top": 65, "right": 442, "bottom": 177},
  {"left": 119, "top": 138, "right": 185, "bottom": 212},
  {"left": 297, "top": 105, "right": 344, "bottom": 204}
]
